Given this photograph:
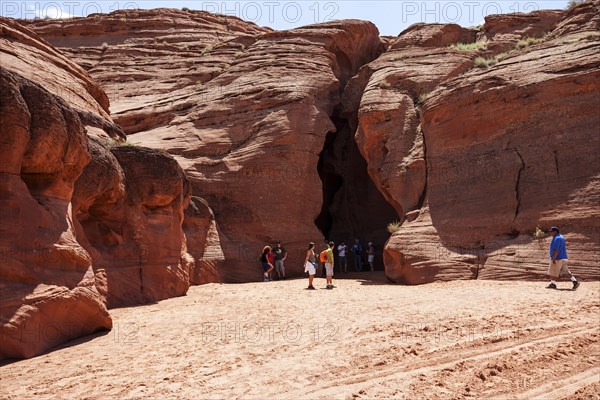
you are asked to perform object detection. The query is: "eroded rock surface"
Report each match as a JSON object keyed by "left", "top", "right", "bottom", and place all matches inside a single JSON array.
[
  {"left": 0, "top": 68, "right": 112, "bottom": 359},
  {"left": 376, "top": 4, "right": 600, "bottom": 283},
  {"left": 184, "top": 196, "right": 225, "bottom": 284},
  {"left": 31, "top": 11, "right": 387, "bottom": 281},
  {"left": 73, "top": 141, "right": 193, "bottom": 308},
  {"left": 13, "top": 3, "right": 600, "bottom": 293},
  {"left": 1, "top": 19, "right": 207, "bottom": 358}
]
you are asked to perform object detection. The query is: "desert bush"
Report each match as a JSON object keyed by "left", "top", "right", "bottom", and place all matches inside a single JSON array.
[
  {"left": 452, "top": 39, "right": 488, "bottom": 51},
  {"left": 533, "top": 226, "right": 547, "bottom": 239},
  {"left": 107, "top": 140, "right": 139, "bottom": 148},
  {"left": 378, "top": 80, "right": 391, "bottom": 89},
  {"left": 516, "top": 36, "right": 544, "bottom": 49},
  {"left": 579, "top": 33, "right": 600, "bottom": 41},
  {"left": 474, "top": 56, "right": 494, "bottom": 68},
  {"left": 182, "top": 7, "right": 190, "bottom": 11},
  {"left": 416, "top": 92, "right": 430, "bottom": 105},
  {"left": 475, "top": 53, "right": 511, "bottom": 68},
  {"left": 100, "top": 42, "right": 109, "bottom": 52},
  {"left": 495, "top": 52, "right": 509, "bottom": 62},
  {"left": 387, "top": 221, "right": 402, "bottom": 234}
]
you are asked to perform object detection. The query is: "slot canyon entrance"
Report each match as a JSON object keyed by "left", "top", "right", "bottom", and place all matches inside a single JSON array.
[{"left": 315, "top": 108, "right": 399, "bottom": 271}]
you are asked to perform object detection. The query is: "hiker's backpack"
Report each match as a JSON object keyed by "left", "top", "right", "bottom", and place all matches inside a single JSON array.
[{"left": 319, "top": 250, "right": 328, "bottom": 263}]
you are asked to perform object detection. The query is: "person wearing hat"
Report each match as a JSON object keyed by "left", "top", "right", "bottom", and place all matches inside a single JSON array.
[
  {"left": 324, "top": 241, "right": 335, "bottom": 289},
  {"left": 273, "top": 240, "right": 287, "bottom": 280},
  {"left": 547, "top": 226, "right": 579, "bottom": 290}
]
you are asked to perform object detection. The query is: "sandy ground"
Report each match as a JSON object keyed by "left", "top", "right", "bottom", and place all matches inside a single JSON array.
[{"left": 1, "top": 273, "right": 599, "bottom": 400}]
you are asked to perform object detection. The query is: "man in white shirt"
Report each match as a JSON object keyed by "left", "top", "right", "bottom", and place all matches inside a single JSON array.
[{"left": 337, "top": 241, "right": 348, "bottom": 273}]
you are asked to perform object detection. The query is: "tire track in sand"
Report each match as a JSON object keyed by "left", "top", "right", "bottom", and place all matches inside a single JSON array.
[{"left": 281, "top": 324, "right": 597, "bottom": 399}]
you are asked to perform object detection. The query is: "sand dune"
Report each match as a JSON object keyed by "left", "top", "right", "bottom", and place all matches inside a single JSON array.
[{"left": 1, "top": 273, "right": 598, "bottom": 400}]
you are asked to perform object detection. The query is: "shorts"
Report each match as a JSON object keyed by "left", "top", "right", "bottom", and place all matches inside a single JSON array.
[
  {"left": 368, "top": 255, "right": 375, "bottom": 263},
  {"left": 275, "top": 259, "right": 285, "bottom": 273},
  {"left": 262, "top": 262, "right": 270, "bottom": 272},
  {"left": 548, "top": 259, "right": 569, "bottom": 278},
  {"left": 325, "top": 263, "right": 334, "bottom": 277},
  {"left": 305, "top": 261, "right": 316, "bottom": 275}
]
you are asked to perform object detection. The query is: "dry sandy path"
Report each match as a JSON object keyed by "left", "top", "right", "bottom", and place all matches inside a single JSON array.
[{"left": 1, "top": 274, "right": 599, "bottom": 399}]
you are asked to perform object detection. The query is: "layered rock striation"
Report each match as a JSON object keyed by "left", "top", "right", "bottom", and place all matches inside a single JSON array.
[
  {"left": 25, "top": 4, "right": 600, "bottom": 285},
  {"left": 0, "top": 66, "right": 112, "bottom": 359},
  {"left": 0, "top": 17, "right": 210, "bottom": 358},
  {"left": 30, "top": 10, "right": 392, "bottom": 281},
  {"left": 350, "top": 2, "right": 600, "bottom": 284}
]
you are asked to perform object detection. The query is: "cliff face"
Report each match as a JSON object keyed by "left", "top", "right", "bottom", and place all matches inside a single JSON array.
[
  {"left": 29, "top": 10, "right": 397, "bottom": 281},
  {"left": 350, "top": 3, "right": 600, "bottom": 284},
  {"left": 0, "top": 17, "right": 207, "bottom": 358},
  {"left": 73, "top": 141, "right": 193, "bottom": 308},
  {"left": 25, "top": 3, "right": 600, "bottom": 285},
  {"left": 0, "top": 64, "right": 112, "bottom": 359}
]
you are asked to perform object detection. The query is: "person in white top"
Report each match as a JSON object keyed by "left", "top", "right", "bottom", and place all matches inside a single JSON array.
[
  {"left": 337, "top": 241, "right": 348, "bottom": 273},
  {"left": 367, "top": 242, "right": 375, "bottom": 271}
]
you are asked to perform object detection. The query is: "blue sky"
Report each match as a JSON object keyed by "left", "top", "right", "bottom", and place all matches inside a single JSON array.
[{"left": 2, "top": 1, "right": 571, "bottom": 35}]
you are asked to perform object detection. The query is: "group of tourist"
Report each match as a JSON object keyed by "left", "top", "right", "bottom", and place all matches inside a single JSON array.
[
  {"left": 259, "top": 226, "right": 579, "bottom": 290},
  {"left": 337, "top": 239, "right": 376, "bottom": 273},
  {"left": 259, "top": 226, "right": 580, "bottom": 291},
  {"left": 260, "top": 239, "right": 377, "bottom": 290}
]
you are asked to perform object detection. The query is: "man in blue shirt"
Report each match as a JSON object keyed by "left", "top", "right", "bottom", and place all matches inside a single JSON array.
[{"left": 547, "top": 226, "right": 579, "bottom": 290}]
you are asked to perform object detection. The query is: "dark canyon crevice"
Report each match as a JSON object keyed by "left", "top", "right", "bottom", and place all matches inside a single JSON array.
[
  {"left": 314, "top": 36, "right": 399, "bottom": 269},
  {"left": 315, "top": 104, "right": 399, "bottom": 268}
]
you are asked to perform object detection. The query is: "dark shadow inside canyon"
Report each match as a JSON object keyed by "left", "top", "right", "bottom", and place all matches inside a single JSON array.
[{"left": 315, "top": 106, "right": 399, "bottom": 271}]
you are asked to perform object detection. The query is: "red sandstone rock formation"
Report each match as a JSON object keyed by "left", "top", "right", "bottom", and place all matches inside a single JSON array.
[
  {"left": 478, "top": 10, "right": 564, "bottom": 55},
  {"left": 30, "top": 10, "right": 390, "bottom": 281},
  {"left": 0, "top": 17, "right": 123, "bottom": 140},
  {"left": 0, "top": 17, "right": 124, "bottom": 358},
  {"left": 344, "top": 24, "right": 477, "bottom": 220},
  {"left": 21, "top": 8, "right": 271, "bottom": 136},
  {"left": 0, "top": 18, "right": 207, "bottom": 358},
  {"left": 0, "top": 67, "right": 112, "bottom": 359},
  {"left": 73, "top": 140, "right": 193, "bottom": 308},
  {"left": 184, "top": 196, "right": 225, "bottom": 284},
  {"left": 10, "top": 1, "right": 599, "bottom": 294},
  {"left": 377, "top": 3, "right": 600, "bottom": 284}
]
